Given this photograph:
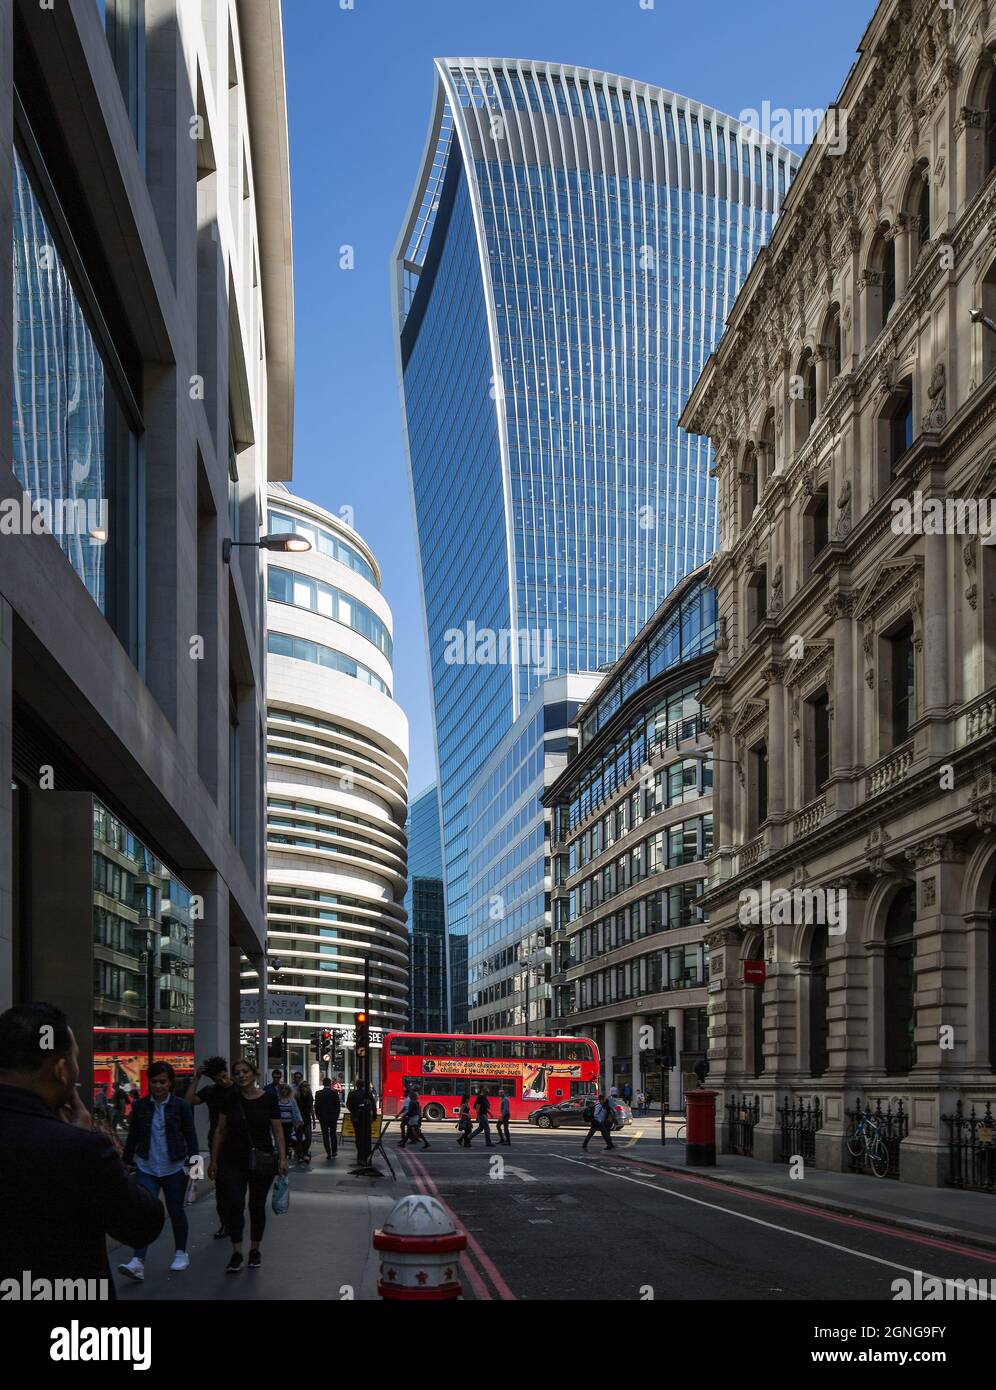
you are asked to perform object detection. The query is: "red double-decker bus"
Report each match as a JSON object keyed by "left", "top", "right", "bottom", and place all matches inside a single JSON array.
[{"left": 382, "top": 1031, "right": 600, "bottom": 1122}]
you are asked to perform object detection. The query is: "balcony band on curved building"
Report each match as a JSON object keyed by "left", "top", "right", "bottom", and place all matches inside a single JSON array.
[{"left": 254, "top": 487, "right": 409, "bottom": 1089}]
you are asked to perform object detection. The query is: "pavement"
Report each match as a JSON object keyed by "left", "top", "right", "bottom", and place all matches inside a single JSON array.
[{"left": 113, "top": 1119, "right": 996, "bottom": 1302}]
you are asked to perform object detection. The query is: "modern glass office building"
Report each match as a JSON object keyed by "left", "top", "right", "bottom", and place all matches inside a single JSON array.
[
  {"left": 405, "top": 784, "right": 448, "bottom": 1033},
  {"left": 393, "top": 60, "right": 798, "bottom": 1023}
]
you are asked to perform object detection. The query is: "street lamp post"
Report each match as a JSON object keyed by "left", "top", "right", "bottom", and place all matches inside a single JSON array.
[
  {"left": 970, "top": 306, "right": 996, "bottom": 335},
  {"left": 222, "top": 532, "right": 312, "bottom": 564}
]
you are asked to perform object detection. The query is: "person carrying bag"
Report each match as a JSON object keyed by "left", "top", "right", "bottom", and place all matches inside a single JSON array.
[{"left": 208, "top": 1058, "right": 286, "bottom": 1272}]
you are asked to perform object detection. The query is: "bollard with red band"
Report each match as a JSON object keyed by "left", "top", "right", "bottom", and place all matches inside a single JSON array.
[
  {"left": 373, "top": 1194, "right": 467, "bottom": 1300},
  {"left": 684, "top": 1088, "right": 718, "bottom": 1167}
]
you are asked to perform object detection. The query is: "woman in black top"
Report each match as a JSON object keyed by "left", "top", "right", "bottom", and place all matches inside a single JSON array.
[{"left": 208, "top": 1058, "right": 286, "bottom": 1272}]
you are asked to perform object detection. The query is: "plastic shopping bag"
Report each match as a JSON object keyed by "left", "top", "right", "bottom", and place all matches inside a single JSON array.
[
  {"left": 271, "top": 1174, "right": 290, "bottom": 1216},
  {"left": 184, "top": 1176, "right": 198, "bottom": 1205}
]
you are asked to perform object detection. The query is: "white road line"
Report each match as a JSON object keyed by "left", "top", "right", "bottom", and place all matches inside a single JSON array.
[{"left": 546, "top": 1153, "right": 987, "bottom": 1291}]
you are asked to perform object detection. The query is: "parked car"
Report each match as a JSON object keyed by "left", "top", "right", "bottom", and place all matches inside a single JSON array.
[{"left": 528, "top": 1096, "right": 633, "bottom": 1130}]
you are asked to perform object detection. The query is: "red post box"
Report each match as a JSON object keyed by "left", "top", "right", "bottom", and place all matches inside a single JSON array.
[{"left": 684, "top": 1088, "right": 718, "bottom": 1167}]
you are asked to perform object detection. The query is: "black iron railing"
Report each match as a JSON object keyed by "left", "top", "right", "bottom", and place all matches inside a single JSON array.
[
  {"left": 727, "top": 1093, "right": 760, "bottom": 1156},
  {"left": 845, "top": 1098, "right": 907, "bottom": 1179},
  {"left": 778, "top": 1096, "right": 823, "bottom": 1164},
  {"left": 943, "top": 1100, "right": 996, "bottom": 1194}
]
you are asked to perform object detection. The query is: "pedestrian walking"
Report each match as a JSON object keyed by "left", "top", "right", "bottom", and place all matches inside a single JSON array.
[
  {"left": 0, "top": 1002, "right": 164, "bottom": 1296},
  {"left": 403, "top": 1091, "right": 431, "bottom": 1149},
  {"left": 622, "top": 1083, "right": 632, "bottom": 1107},
  {"left": 184, "top": 1056, "right": 233, "bottom": 1238},
  {"left": 468, "top": 1087, "right": 494, "bottom": 1147},
  {"left": 314, "top": 1077, "right": 340, "bottom": 1158},
  {"left": 495, "top": 1087, "right": 511, "bottom": 1146},
  {"left": 397, "top": 1087, "right": 412, "bottom": 1146},
  {"left": 208, "top": 1058, "right": 287, "bottom": 1272},
  {"left": 275, "top": 1083, "right": 302, "bottom": 1163},
  {"left": 264, "top": 1068, "right": 283, "bottom": 1098},
  {"left": 581, "top": 1093, "right": 615, "bottom": 1151},
  {"left": 291, "top": 1072, "right": 314, "bottom": 1164},
  {"left": 118, "top": 1062, "right": 199, "bottom": 1282},
  {"left": 456, "top": 1093, "right": 473, "bottom": 1147}
]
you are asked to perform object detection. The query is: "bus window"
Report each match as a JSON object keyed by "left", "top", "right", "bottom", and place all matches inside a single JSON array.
[
  {"left": 472, "top": 1041, "right": 495, "bottom": 1058},
  {"left": 424, "top": 1039, "right": 454, "bottom": 1058},
  {"left": 452, "top": 1039, "right": 471, "bottom": 1058},
  {"left": 389, "top": 1036, "right": 413, "bottom": 1055}
]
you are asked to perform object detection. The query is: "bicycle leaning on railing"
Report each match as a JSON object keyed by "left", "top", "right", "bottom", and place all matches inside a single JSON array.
[{"left": 844, "top": 1110, "right": 890, "bottom": 1178}]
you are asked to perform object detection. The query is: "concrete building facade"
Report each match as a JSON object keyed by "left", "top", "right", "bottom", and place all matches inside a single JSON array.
[
  {"left": 258, "top": 486, "right": 409, "bottom": 1091},
  {"left": 545, "top": 569, "right": 716, "bottom": 1107},
  {"left": 681, "top": 0, "right": 996, "bottom": 1185},
  {"left": 1, "top": 0, "right": 293, "bottom": 1095}
]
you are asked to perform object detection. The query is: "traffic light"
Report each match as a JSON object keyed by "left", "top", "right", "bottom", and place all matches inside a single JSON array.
[
  {"left": 319, "top": 1028, "right": 333, "bottom": 1063},
  {"left": 354, "top": 1010, "right": 370, "bottom": 1070}
]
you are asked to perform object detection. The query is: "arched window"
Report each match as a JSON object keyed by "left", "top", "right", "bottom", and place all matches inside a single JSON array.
[
  {"left": 916, "top": 177, "right": 930, "bottom": 252},
  {"left": 740, "top": 445, "right": 758, "bottom": 526},
  {"left": 809, "top": 925, "right": 829, "bottom": 1078},
  {"left": 825, "top": 302, "right": 842, "bottom": 383},
  {"left": 980, "top": 258, "right": 996, "bottom": 381},
  {"left": 884, "top": 886, "right": 916, "bottom": 1076},
  {"left": 794, "top": 349, "right": 817, "bottom": 448},
  {"left": 987, "top": 73, "right": 996, "bottom": 177},
  {"left": 866, "top": 227, "right": 896, "bottom": 342}
]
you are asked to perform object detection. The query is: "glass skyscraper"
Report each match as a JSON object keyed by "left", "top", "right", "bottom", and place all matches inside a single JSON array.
[
  {"left": 393, "top": 60, "right": 798, "bottom": 1023},
  {"left": 405, "top": 784, "right": 449, "bottom": 1032}
]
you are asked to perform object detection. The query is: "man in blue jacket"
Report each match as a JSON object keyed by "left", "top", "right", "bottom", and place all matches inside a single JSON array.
[
  {"left": 0, "top": 1002, "right": 164, "bottom": 1298},
  {"left": 118, "top": 1061, "right": 200, "bottom": 1281}
]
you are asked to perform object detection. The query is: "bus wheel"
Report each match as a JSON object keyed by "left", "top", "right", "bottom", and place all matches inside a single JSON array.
[
  {"left": 535, "top": 1114, "right": 552, "bottom": 1128},
  {"left": 424, "top": 1103, "right": 445, "bottom": 1122}
]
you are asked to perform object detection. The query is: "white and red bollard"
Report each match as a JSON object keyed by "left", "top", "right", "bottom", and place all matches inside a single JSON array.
[{"left": 373, "top": 1194, "right": 467, "bottom": 1300}]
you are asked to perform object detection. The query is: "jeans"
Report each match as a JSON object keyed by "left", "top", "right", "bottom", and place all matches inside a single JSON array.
[
  {"left": 217, "top": 1159, "right": 274, "bottom": 1244},
  {"left": 495, "top": 1116, "right": 510, "bottom": 1144},
  {"left": 469, "top": 1116, "right": 493, "bottom": 1144},
  {"left": 133, "top": 1168, "right": 188, "bottom": 1257}
]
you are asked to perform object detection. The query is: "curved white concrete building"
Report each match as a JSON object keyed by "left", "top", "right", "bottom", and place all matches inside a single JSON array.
[{"left": 258, "top": 485, "right": 409, "bottom": 1087}]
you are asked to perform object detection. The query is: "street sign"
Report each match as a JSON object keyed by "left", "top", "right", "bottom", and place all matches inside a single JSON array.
[
  {"left": 240, "top": 992, "right": 307, "bottom": 1023},
  {"left": 743, "top": 959, "right": 766, "bottom": 986}
]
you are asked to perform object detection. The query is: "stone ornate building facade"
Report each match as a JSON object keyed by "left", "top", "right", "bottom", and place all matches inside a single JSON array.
[{"left": 681, "top": 0, "right": 996, "bottom": 1185}]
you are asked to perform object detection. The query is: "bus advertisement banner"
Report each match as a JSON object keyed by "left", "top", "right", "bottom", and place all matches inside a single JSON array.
[{"left": 421, "top": 1057, "right": 581, "bottom": 1100}]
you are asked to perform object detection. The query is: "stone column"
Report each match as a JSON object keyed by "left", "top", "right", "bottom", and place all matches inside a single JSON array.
[
  {"left": 964, "top": 911, "right": 992, "bottom": 1071},
  {"left": 630, "top": 1013, "right": 645, "bottom": 1102},
  {"left": 188, "top": 869, "right": 231, "bottom": 1064},
  {"left": 713, "top": 715, "right": 735, "bottom": 858},
  {"left": 955, "top": 108, "right": 984, "bottom": 214},
  {"left": 891, "top": 219, "right": 910, "bottom": 302},
  {"left": 764, "top": 664, "right": 787, "bottom": 850},
  {"left": 921, "top": 532, "right": 950, "bottom": 755},
  {"left": 602, "top": 1019, "right": 617, "bottom": 1091},
  {"left": 0, "top": 598, "right": 11, "bottom": 1011},
  {"left": 826, "top": 592, "right": 857, "bottom": 811},
  {"left": 814, "top": 877, "right": 870, "bottom": 1171},
  {"left": 814, "top": 345, "right": 830, "bottom": 415},
  {"left": 902, "top": 839, "right": 966, "bottom": 1186}
]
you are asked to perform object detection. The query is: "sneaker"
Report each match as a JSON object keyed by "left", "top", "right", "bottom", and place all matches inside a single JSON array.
[
  {"left": 248, "top": 1249, "right": 262, "bottom": 1269},
  {"left": 226, "top": 1252, "right": 244, "bottom": 1274},
  {"left": 170, "top": 1251, "right": 190, "bottom": 1272},
  {"left": 117, "top": 1257, "right": 144, "bottom": 1282},
  {"left": 213, "top": 1225, "right": 228, "bottom": 1240}
]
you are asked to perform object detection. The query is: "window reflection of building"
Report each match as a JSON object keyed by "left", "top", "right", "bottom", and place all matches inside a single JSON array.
[{"left": 91, "top": 803, "right": 194, "bottom": 1097}]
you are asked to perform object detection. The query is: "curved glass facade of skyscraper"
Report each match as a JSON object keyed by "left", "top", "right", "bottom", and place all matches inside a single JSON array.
[{"left": 393, "top": 60, "right": 798, "bottom": 1023}]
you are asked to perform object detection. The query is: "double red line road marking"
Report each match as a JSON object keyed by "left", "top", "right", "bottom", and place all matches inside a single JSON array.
[{"left": 398, "top": 1148, "right": 517, "bottom": 1301}]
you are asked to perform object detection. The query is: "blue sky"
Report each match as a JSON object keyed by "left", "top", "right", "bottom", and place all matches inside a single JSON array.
[{"left": 281, "top": 0, "right": 876, "bottom": 802}]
